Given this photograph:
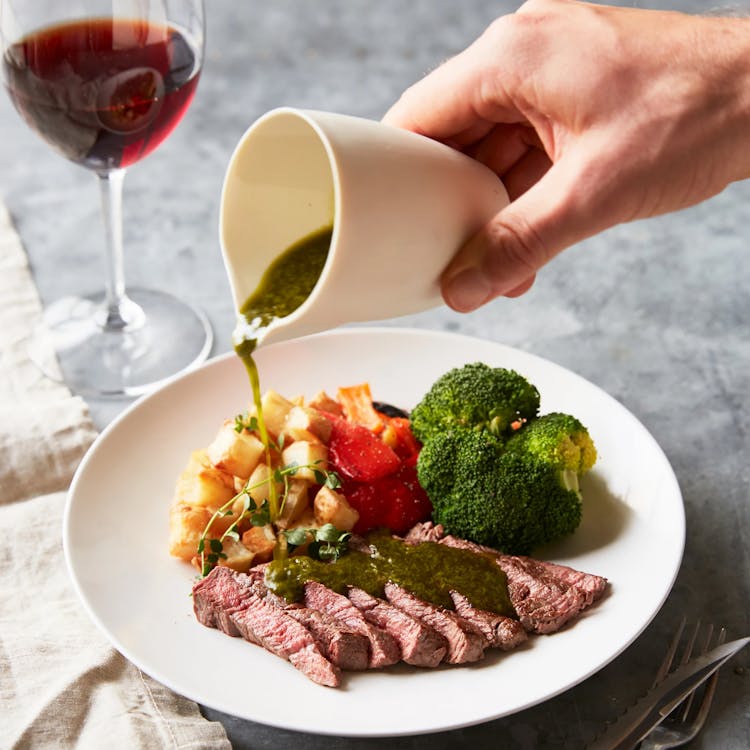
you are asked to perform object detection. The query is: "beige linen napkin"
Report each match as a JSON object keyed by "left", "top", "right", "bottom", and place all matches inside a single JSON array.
[{"left": 0, "top": 202, "right": 231, "bottom": 750}]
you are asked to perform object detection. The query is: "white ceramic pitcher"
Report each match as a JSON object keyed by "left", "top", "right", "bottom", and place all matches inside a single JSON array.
[{"left": 220, "top": 107, "right": 509, "bottom": 347}]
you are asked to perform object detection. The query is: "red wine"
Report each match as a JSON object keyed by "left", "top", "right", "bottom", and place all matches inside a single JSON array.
[{"left": 3, "top": 18, "right": 201, "bottom": 171}]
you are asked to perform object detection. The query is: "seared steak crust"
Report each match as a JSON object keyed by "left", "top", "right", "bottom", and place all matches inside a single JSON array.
[
  {"left": 496, "top": 554, "right": 607, "bottom": 634},
  {"left": 244, "top": 566, "right": 370, "bottom": 671},
  {"left": 192, "top": 565, "right": 253, "bottom": 639}
]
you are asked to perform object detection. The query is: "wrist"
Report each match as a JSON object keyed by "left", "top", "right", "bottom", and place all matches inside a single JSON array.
[{"left": 699, "top": 15, "right": 750, "bottom": 184}]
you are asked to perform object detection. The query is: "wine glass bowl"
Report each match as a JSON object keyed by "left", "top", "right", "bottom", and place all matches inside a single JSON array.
[{"left": 1, "top": 1, "right": 212, "bottom": 397}]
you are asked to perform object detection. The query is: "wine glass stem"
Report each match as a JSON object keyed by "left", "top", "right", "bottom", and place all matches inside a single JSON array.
[{"left": 97, "top": 168, "right": 143, "bottom": 330}]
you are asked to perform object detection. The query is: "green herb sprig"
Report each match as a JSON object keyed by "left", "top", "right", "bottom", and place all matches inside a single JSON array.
[
  {"left": 283, "top": 523, "right": 351, "bottom": 562},
  {"left": 197, "top": 460, "right": 342, "bottom": 577},
  {"left": 234, "top": 411, "right": 259, "bottom": 433}
]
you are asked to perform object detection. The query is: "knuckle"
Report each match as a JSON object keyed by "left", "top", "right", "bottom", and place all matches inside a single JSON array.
[{"left": 485, "top": 213, "right": 550, "bottom": 280}]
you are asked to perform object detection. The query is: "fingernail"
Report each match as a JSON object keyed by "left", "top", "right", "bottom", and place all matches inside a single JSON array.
[{"left": 443, "top": 267, "right": 492, "bottom": 312}]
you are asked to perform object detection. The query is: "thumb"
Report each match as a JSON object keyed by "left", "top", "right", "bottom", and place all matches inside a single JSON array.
[{"left": 441, "top": 157, "right": 607, "bottom": 312}]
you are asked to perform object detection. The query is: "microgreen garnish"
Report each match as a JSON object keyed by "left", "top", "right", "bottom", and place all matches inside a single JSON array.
[
  {"left": 283, "top": 523, "right": 351, "bottom": 562},
  {"left": 197, "top": 461, "right": 343, "bottom": 576},
  {"left": 249, "top": 499, "right": 271, "bottom": 527},
  {"left": 234, "top": 411, "right": 259, "bottom": 433}
]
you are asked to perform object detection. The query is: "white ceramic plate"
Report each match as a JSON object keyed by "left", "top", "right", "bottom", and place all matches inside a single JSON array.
[{"left": 64, "top": 327, "right": 684, "bottom": 737}]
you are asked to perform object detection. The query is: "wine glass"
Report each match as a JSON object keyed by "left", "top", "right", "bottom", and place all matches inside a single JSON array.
[{"left": 1, "top": 0, "right": 212, "bottom": 397}]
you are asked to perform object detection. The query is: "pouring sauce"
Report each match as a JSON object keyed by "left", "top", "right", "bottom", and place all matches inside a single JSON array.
[{"left": 232, "top": 225, "right": 332, "bottom": 519}]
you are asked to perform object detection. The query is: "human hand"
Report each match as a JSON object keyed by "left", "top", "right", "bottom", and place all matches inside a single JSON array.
[{"left": 384, "top": 0, "right": 750, "bottom": 311}]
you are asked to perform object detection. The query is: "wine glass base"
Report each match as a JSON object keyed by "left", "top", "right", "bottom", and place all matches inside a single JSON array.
[{"left": 28, "top": 287, "right": 214, "bottom": 399}]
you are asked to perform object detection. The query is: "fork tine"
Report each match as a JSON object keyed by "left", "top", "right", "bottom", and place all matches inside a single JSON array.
[
  {"left": 651, "top": 616, "right": 686, "bottom": 687},
  {"left": 683, "top": 627, "right": 727, "bottom": 725},
  {"left": 677, "top": 623, "right": 710, "bottom": 720},
  {"left": 639, "top": 623, "right": 730, "bottom": 749},
  {"left": 678, "top": 621, "right": 701, "bottom": 666}
]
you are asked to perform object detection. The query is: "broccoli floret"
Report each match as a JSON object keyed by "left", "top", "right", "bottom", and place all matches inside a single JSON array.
[
  {"left": 416, "top": 428, "right": 505, "bottom": 547},
  {"left": 409, "top": 362, "right": 540, "bottom": 444},
  {"left": 505, "top": 412, "right": 597, "bottom": 494},
  {"left": 416, "top": 428, "right": 582, "bottom": 554}
]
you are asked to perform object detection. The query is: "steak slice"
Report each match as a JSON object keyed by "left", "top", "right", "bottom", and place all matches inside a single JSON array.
[
  {"left": 192, "top": 568, "right": 340, "bottom": 687},
  {"left": 229, "top": 595, "right": 340, "bottom": 687},
  {"left": 403, "top": 521, "right": 445, "bottom": 544},
  {"left": 438, "top": 534, "right": 608, "bottom": 634},
  {"left": 192, "top": 565, "right": 255, "bottom": 640},
  {"left": 283, "top": 607, "right": 370, "bottom": 671},
  {"left": 244, "top": 566, "right": 370, "bottom": 671},
  {"left": 494, "top": 554, "right": 607, "bottom": 634},
  {"left": 303, "top": 580, "right": 401, "bottom": 668},
  {"left": 383, "top": 583, "right": 487, "bottom": 664},
  {"left": 347, "top": 587, "right": 448, "bottom": 667},
  {"left": 449, "top": 591, "right": 527, "bottom": 650}
]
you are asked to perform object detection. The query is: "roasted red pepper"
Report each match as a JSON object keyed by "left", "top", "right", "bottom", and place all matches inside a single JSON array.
[
  {"left": 326, "top": 414, "right": 401, "bottom": 482},
  {"left": 326, "top": 407, "right": 431, "bottom": 535},
  {"left": 342, "top": 464, "right": 432, "bottom": 535}
]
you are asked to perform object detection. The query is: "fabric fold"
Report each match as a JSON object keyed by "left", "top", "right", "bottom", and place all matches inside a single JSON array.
[{"left": 0, "top": 199, "right": 230, "bottom": 750}]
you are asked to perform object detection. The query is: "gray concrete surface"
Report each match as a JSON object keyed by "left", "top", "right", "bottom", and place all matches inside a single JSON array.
[{"left": 1, "top": 1, "right": 747, "bottom": 747}]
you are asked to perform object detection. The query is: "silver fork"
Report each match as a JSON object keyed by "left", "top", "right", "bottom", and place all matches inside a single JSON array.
[{"left": 638, "top": 619, "right": 727, "bottom": 749}]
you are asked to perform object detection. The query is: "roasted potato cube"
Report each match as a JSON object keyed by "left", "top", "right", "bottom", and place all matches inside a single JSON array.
[
  {"left": 293, "top": 508, "right": 317, "bottom": 530},
  {"left": 380, "top": 422, "right": 399, "bottom": 450},
  {"left": 307, "top": 390, "right": 343, "bottom": 417},
  {"left": 284, "top": 405, "right": 332, "bottom": 442},
  {"left": 169, "top": 502, "right": 212, "bottom": 560},
  {"left": 313, "top": 486, "right": 359, "bottom": 531},
  {"left": 276, "top": 479, "right": 309, "bottom": 529},
  {"left": 175, "top": 450, "right": 235, "bottom": 508},
  {"left": 246, "top": 462, "right": 283, "bottom": 506},
  {"left": 218, "top": 538, "right": 256, "bottom": 573},
  {"left": 255, "top": 389, "right": 294, "bottom": 438},
  {"left": 281, "top": 440, "right": 328, "bottom": 481},
  {"left": 241, "top": 525, "right": 277, "bottom": 563},
  {"left": 280, "top": 426, "right": 320, "bottom": 445},
  {"left": 206, "top": 420, "right": 265, "bottom": 479},
  {"left": 169, "top": 502, "right": 240, "bottom": 561}
]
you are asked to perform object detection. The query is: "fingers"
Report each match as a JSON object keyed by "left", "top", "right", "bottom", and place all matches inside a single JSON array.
[
  {"left": 500, "top": 146, "right": 552, "bottom": 200},
  {"left": 468, "top": 123, "right": 544, "bottom": 179},
  {"left": 441, "top": 157, "right": 600, "bottom": 311}
]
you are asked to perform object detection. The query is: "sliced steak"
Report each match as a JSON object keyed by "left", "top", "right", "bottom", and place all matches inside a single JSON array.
[
  {"left": 241, "top": 566, "right": 370, "bottom": 671},
  {"left": 494, "top": 554, "right": 607, "bottom": 634},
  {"left": 192, "top": 565, "right": 254, "bottom": 640},
  {"left": 383, "top": 582, "right": 487, "bottom": 664},
  {"left": 229, "top": 595, "right": 340, "bottom": 687},
  {"left": 303, "top": 580, "right": 401, "bottom": 668},
  {"left": 283, "top": 607, "right": 370, "bottom": 671},
  {"left": 403, "top": 521, "right": 445, "bottom": 544},
  {"left": 449, "top": 591, "right": 527, "bottom": 650},
  {"left": 347, "top": 587, "right": 448, "bottom": 667},
  {"left": 438, "top": 534, "right": 608, "bottom": 634},
  {"left": 192, "top": 567, "right": 340, "bottom": 687}
]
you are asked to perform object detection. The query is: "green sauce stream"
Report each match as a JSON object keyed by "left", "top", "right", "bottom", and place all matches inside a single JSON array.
[{"left": 233, "top": 225, "right": 332, "bottom": 521}]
